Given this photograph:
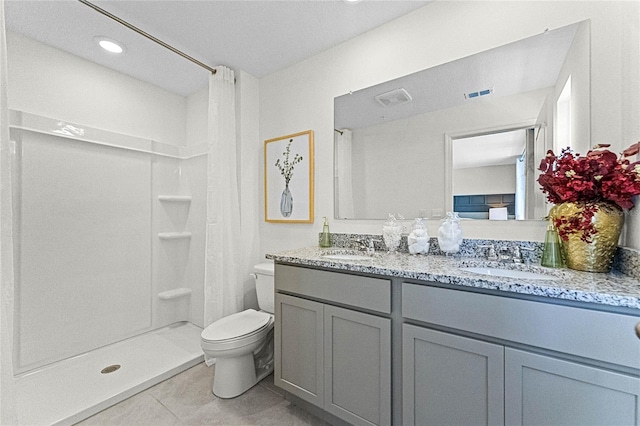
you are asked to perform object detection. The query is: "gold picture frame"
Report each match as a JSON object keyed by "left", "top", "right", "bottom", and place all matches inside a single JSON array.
[{"left": 264, "top": 130, "right": 314, "bottom": 223}]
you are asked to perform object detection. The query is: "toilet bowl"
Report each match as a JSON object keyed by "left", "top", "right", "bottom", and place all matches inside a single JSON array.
[{"left": 200, "top": 261, "right": 275, "bottom": 398}]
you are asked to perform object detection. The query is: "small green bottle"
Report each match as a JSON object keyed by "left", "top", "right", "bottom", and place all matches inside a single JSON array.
[
  {"left": 541, "top": 222, "right": 565, "bottom": 268},
  {"left": 320, "top": 216, "right": 331, "bottom": 247}
]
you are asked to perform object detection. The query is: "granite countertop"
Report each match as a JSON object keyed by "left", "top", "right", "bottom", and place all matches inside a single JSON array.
[{"left": 267, "top": 246, "right": 640, "bottom": 311}]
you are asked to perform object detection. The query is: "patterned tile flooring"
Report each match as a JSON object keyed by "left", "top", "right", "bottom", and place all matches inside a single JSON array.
[{"left": 77, "top": 363, "right": 328, "bottom": 425}]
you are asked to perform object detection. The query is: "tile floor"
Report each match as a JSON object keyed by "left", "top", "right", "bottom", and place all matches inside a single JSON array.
[{"left": 76, "top": 363, "right": 329, "bottom": 425}]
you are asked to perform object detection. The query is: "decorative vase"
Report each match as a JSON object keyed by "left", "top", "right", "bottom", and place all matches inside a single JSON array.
[
  {"left": 550, "top": 201, "right": 624, "bottom": 272},
  {"left": 437, "top": 212, "right": 463, "bottom": 255},
  {"left": 382, "top": 225, "right": 402, "bottom": 252},
  {"left": 280, "top": 185, "right": 293, "bottom": 217},
  {"left": 382, "top": 214, "right": 404, "bottom": 252}
]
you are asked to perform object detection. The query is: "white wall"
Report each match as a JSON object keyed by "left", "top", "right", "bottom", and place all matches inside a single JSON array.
[
  {"left": 186, "top": 87, "right": 209, "bottom": 147},
  {"left": 454, "top": 164, "right": 517, "bottom": 195},
  {"left": 555, "top": 20, "right": 591, "bottom": 154},
  {"left": 259, "top": 1, "right": 640, "bottom": 251},
  {"left": 7, "top": 32, "right": 187, "bottom": 145}
]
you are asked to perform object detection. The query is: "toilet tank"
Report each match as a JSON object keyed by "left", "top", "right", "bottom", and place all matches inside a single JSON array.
[{"left": 253, "top": 261, "right": 275, "bottom": 314}]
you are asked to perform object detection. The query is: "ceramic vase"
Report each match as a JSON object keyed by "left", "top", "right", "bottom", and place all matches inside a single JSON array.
[
  {"left": 280, "top": 185, "right": 293, "bottom": 217},
  {"left": 550, "top": 201, "right": 624, "bottom": 272}
]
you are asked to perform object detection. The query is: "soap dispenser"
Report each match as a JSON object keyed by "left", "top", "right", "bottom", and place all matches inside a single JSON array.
[
  {"left": 320, "top": 217, "right": 331, "bottom": 247},
  {"left": 541, "top": 221, "right": 565, "bottom": 268}
]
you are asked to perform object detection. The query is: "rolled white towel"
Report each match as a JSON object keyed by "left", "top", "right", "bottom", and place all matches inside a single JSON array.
[{"left": 408, "top": 232, "right": 430, "bottom": 255}]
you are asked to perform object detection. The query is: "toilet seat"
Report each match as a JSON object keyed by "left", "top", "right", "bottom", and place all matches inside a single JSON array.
[{"left": 201, "top": 309, "right": 272, "bottom": 343}]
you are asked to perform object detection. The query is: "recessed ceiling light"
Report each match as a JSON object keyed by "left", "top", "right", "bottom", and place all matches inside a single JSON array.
[{"left": 93, "top": 36, "right": 125, "bottom": 54}]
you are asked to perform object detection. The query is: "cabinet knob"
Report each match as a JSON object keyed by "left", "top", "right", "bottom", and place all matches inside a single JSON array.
[{"left": 636, "top": 322, "right": 640, "bottom": 339}]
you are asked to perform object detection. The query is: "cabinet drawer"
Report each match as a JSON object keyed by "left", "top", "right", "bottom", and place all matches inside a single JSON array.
[
  {"left": 402, "top": 283, "right": 640, "bottom": 370},
  {"left": 276, "top": 264, "right": 391, "bottom": 314}
]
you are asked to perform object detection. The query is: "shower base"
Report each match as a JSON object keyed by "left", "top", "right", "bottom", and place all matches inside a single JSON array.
[{"left": 15, "top": 321, "right": 203, "bottom": 425}]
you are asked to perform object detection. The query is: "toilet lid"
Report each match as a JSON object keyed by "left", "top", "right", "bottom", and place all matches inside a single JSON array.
[{"left": 201, "top": 309, "right": 271, "bottom": 342}]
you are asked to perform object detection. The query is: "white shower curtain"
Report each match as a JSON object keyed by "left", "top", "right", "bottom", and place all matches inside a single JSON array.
[
  {"left": 335, "top": 129, "right": 355, "bottom": 219},
  {"left": 0, "top": 1, "right": 17, "bottom": 423},
  {"left": 204, "top": 67, "right": 243, "bottom": 327}
]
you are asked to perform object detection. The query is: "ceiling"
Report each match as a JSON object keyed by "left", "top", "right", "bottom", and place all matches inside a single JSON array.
[
  {"left": 334, "top": 22, "right": 578, "bottom": 130},
  {"left": 453, "top": 129, "right": 527, "bottom": 170},
  {"left": 4, "top": 0, "right": 431, "bottom": 96}
]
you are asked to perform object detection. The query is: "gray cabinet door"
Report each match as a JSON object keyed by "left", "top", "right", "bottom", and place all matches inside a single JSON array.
[
  {"left": 505, "top": 348, "right": 640, "bottom": 426},
  {"left": 274, "top": 293, "right": 324, "bottom": 407},
  {"left": 403, "top": 324, "right": 505, "bottom": 426},
  {"left": 324, "top": 305, "right": 391, "bottom": 426}
]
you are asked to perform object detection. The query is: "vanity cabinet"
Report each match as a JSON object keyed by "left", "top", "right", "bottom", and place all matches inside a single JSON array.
[
  {"left": 274, "top": 265, "right": 392, "bottom": 426},
  {"left": 276, "top": 294, "right": 324, "bottom": 407},
  {"left": 274, "top": 260, "right": 640, "bottom": 426},
  {"left": 505, "top": 348, "right": 640, "bottom": 425},
  {"left": 402, "top": 282, "right": 640, "bottom": 426},
  {"left": 402, "top": 325, "right": 504, "bottom": 426}
]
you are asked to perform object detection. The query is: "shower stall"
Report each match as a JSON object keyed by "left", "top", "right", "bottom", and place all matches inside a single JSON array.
[{"left": 5, "top": 23, "right": 211, "bottom": 425}]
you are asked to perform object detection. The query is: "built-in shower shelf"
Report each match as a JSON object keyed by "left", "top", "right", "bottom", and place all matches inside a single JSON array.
[
  {"left": 158, "top": 232, "right": 192, "bottom": 240},
  {"left": 158, "top": 288, "right": 192, "bottom": 300},
  {"left": 158, "top": 195, "right": 192, "bottom": 203}
]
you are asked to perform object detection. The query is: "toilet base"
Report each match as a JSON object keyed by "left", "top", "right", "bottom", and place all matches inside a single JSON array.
[
  {"left": 211, "top": 329, "right": 274, "bottom": 399},
  {"left": 213, "top": 353, "right": 256, "bottom": 398}
]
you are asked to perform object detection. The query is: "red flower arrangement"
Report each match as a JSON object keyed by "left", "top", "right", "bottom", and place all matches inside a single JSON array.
[{"left": 538, "top": 143, "right": 640, "bottom": 241}]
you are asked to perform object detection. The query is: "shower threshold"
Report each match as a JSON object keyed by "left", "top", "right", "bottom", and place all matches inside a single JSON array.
[{"left": 15, "top": 322, "right": 204, "bottom": 425}]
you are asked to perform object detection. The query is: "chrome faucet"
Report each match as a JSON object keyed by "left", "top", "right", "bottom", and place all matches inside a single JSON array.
[
  {"left": 498, "top": 246, "right": 513, "bottom": 262},
  {"left": 479, "top": 243, "right": 535, "bottom": 263},
  {"left": 356, "top": 238, "right": 380, "bottom": 255},
  {"left": 356, "top": 238, "right": 378, "bottom": 254}
]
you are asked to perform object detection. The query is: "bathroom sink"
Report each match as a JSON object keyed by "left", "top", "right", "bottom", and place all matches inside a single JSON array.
[
  {"left": 458, "top": 267, "right": 559, "bottom": 281},
  {"left": 322, "top": 253, "right": 374, "bottom": 261}
]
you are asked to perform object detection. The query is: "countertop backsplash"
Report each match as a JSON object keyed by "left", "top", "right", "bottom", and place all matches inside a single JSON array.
[
  {"left": 613, "top": 247, "right": 640, "bottom": 280},
  {"left": 322, "top": 232, "right": 637, "bottom": 279}
]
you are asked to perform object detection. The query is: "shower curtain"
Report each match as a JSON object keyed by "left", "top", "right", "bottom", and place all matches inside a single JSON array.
[
  {"left": 0, "top": 1, "right": 17, "bottom": 423},
  {"left": 204, "top": 67, "right": 243, "bottom": 327},
  {"left": 335, "top": 129, "right": 355, "bottom": 219}
]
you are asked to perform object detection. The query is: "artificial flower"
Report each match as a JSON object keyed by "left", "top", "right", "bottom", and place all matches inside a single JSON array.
[{"left": 538, "top": 143, "right": 640, "bottom": 241}]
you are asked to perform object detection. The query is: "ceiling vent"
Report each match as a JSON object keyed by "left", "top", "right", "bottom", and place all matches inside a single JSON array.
[
  {"left": 375, "top": 88, "right": 412, "bottom": 107},
  {"left": 464, "top": 88, "right": 493, "bottom": 100}
]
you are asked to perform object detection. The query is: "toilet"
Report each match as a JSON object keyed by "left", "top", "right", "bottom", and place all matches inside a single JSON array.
[{"left": 200, "top": 261, "right": 275, "bottom": 398}]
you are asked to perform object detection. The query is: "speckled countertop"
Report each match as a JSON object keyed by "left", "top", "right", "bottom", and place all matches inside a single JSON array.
[{"left": 267, "top": 247, "right": 640, "bottom": 311}]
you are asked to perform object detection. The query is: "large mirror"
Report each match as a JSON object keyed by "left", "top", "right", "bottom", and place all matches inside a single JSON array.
[{"left": 334, "top": 20, "right": 590, "bottom": 220}]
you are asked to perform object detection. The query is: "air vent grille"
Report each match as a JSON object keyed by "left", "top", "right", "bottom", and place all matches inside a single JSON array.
[
  {"left": 465, "top": 88, "right": 493, "bottom": 99},
  {"left": 375, "top": 88, "right": 412, "bottom": 107}
]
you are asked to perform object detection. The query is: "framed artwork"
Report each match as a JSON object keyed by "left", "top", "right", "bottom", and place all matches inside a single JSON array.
[{"left": 264, "top": 130, "right": 314, "bottom": 223}]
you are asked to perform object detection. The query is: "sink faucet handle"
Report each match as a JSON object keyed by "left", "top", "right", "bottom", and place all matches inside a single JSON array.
[
  {"left": 477, "top": 244, "right": 497, "bottom": 260},
  {"left": 512, "top": 245, "right": 522, "bottom": 262},
  {"left": 516, "top": 246, "right": 535, "bottom": 264},
  {"left": 367, "top": 238, "right": 382, "bottom": 254}
]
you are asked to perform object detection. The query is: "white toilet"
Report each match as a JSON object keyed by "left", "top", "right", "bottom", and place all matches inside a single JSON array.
[{"left": 200, "top": 261, "right": 275, "bottom": 398}]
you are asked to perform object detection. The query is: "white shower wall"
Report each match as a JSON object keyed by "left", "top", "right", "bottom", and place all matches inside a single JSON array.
[
  {"left": 7, "top": 32, "right": 208, "bottom": 373},
  {"left": 152, "top": 152, "right": 207, "bottom": 330},
  {"left": 14, "top": 126, "right": 153, "bottom": 372}
]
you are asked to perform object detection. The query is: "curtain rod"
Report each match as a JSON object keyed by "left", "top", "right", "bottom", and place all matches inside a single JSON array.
[{"left": 77, "top": 0, "right": 217, "bottom": 75}]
